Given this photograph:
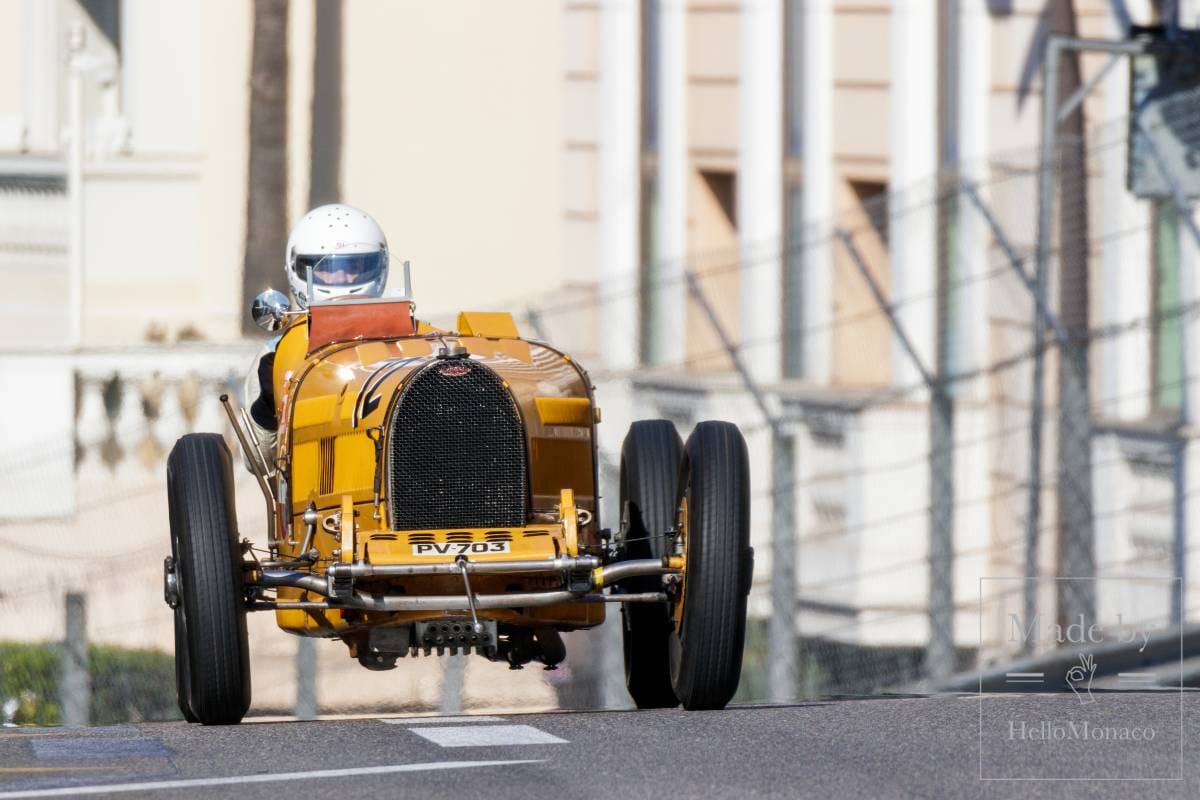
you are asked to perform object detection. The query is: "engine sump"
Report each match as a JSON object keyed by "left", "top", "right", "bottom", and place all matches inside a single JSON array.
[{"left": 367, "top": 617, "right": 499, "bottom": 658}]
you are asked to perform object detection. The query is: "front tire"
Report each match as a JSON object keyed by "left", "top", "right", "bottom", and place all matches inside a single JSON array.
[
  {"left": 618, "top": 420, "right": 683, "bottom": 709},
  {"left": 173, "top": 608, "right": 198, "bottom": 723},
  {"left": 669, "top": 421, "right": 751, "bottom": 710},
  {"left": 167, "top": 434, "right": 251, "bottom": 725}
]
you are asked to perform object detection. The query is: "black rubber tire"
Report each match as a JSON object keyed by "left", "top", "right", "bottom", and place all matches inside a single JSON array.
[
  {"left": 618, "top": 420, "right": 683, "bottom": 709},
  {"left": 169, "top": 528, "right": 199, "bottom": 723},
  {"left": 670, "top": 421, "right": 751, "bottom": 710},
  {"left": 167, "top": 433, "right": 251, "bottom": 725},
  {"left": 173, "top": 609, "right": 199, "bottom": 723}
]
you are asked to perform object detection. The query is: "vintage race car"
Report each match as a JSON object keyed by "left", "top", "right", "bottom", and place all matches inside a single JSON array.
[{"left": 163, "top": 282, "right": 751, "bottom": 724}]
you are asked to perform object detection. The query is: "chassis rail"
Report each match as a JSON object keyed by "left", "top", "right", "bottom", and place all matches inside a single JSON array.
[
  {"left": 249, "top": 592, "right": 671, "bottom": 612},
  {"left": 330, "top": 554, "right": 602, "bottom": 578},
  {"left": 251, "top": 556, "right": 679, "bottom": 612}
]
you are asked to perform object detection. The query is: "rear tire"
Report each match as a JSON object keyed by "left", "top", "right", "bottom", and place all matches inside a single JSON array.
[
  {"left": 618, "top": 420, "right": 683, "bottom": 709},
  {"left": 669, "top": 421, "right": 751, "bottom": 710},
  {"left": 167, "top": 433, "right": 251, "bottom": 725}
]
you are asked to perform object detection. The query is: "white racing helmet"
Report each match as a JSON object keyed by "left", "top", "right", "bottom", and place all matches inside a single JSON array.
[{"left": 285, "top": 204, "right": 389, "bottom": 307}]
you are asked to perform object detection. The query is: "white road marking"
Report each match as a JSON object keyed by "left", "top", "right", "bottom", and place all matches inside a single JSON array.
[
  {"left": 410, "top": 724, "right": 567, "bottom": 748},
  {"left": 379, "top": 715, "right": 506, "bottom": 725},
  {"left": 0, "top": 760, "right": 540, "bottom": 799}
]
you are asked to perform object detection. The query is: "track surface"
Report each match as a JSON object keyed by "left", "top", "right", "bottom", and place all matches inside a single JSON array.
[{"left": 0, "top": 694, "right": 1197, "bottom": 799}]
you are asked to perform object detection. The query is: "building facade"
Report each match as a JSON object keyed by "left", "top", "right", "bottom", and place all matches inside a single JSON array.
[
  {"left": 1, "top": 0, "right": 1200, "bottom": 705},
  {"left": 562, "top": 0, "right": 1200, "bottom": 671}
]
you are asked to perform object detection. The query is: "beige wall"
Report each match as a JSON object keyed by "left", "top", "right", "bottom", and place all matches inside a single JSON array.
[
  {"left": 832, "top": 3, "right": 888, "bottom": 177},
  {"left": 2, "top": 2, "right": 572, "bottom": 346},
  {"left": 0, "top": 0, "right": 254, "bottom": 347},
  {"left": 81, "top": 1, "right": 251, "bottom": 346},
  {"left": 562, "top": 0, "right": 600, "bottom": 304},
  {"left": 831, "top": 179, "right": 892, "bottom": 387},
  {"left": 686, "top": 169, "right": 739, "bottom": 371},
  {"left": 683, "top": 2, "right": 739, "bottom": 364},
  {"left": 0, "top": 0, "right": 1164, "bottom": 358},
  {"left": 688, "top": 4, "right": 739, "bottom": 164},
  {"left": 341, "top": 2, "right": 567, "bottom": 328}
]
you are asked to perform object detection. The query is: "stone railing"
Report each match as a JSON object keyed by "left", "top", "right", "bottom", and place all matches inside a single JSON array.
[
  {"left": 0, "top": 344, "right": 259, "bottom": 519},
  {"left": 73, "top": 344, "right": 260, "bottom": 473}
]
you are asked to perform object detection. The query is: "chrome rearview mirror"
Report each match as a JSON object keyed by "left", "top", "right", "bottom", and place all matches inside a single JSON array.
[{"left": 251, "top": 289, "right": 292, "bottom": 332}]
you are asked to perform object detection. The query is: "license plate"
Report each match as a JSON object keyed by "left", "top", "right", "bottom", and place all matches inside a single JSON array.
[{"left": 411, "top": 542, "right": 511, "bottom": 556}]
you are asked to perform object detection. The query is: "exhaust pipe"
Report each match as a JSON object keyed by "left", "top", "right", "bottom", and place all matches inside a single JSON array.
[{"left": 220, "top": 394, "right": 277, "bottom": 550}]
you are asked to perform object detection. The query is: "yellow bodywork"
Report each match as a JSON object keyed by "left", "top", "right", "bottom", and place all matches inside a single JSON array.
[
  {"left": 534, "top": 397, "right": 594, "bottom": 427},
  {"left": 263, "top": 311, "right": 604, "bottom": 641}
]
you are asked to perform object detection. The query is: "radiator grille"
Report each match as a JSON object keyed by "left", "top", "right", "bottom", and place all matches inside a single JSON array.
[{"left": 387, "top": 358, "right": 528, "bottom": 529}]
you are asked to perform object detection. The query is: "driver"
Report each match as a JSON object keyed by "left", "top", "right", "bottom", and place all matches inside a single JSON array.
[{"left": 243, "top": 204, "right": 390, "bottom": 470}]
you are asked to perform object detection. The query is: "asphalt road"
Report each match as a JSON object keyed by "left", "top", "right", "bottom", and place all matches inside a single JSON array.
[{"left": 1, "top": 693, "right": 1198, "bottom": 799}]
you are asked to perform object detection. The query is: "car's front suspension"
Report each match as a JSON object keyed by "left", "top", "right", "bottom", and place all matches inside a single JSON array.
[{"left": 247, "top": 555, "right": 678, "bottom": 612}]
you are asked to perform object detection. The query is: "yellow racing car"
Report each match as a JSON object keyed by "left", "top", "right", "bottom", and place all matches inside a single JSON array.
[{"left": 163, "top": 281, "right": 751, "bottom": 724}]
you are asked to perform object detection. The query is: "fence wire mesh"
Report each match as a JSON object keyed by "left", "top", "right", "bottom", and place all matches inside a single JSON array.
[{"left": 3, "top": 81, "right": 1200, "bottom": 723}]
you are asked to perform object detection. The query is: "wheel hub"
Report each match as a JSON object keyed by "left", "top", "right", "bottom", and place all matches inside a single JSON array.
[
  {"left": 163, "top": 556, "right": 180, "bottom": 609},
  {"left": 670, "top": 497, "right": 689, "bottom": 630}
]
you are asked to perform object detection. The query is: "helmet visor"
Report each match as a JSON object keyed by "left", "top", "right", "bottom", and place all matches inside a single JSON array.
[{"left": 295, "top": 251, "right": 386, "bottom": 287}]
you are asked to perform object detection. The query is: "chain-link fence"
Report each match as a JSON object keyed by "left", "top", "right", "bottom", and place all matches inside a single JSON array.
[
  {"left": 3, "top": 65, "right": 1200, "bottom": 723},
  {"left": 515, "top": 73, "right": 1200, "bottom": 701}
]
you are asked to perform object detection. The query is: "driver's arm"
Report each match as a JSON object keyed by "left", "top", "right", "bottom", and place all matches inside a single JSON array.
[
  {"left": 249, "top": 351, "right": 278, "bottom": 433},
  {"left": 242, "top": 344, "right": 279, "bottom": 474}
]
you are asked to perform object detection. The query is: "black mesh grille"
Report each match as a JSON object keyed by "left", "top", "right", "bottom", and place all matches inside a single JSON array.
[{"left": 387, "top": 358, "right": 528, "bottom": 529}]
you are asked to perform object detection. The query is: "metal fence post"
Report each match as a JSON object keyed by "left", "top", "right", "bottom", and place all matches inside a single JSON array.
[
  {"left": 768, "top": 433, "right": 797, "bottom": 701},
  {"left": 1056, "top": 292, "right": 1097, "bottom": 626},
  {"left": 1038, "top": 34, "right": 1097, "bottom": 629},
  {"left": 1032, "top": 36, "right": 1059, "bottom": 631},
  {"left": 963, "top": 182, "right": 1071, "bottom": 651},
  {"left": 599, "top": 453, "right": 631, "bottom": 708},
  {"left": 439, "top": 655, "right": 465, "bottom": 715},
  {"left": 927, "top": 391, "right": 955, "bottom": 681},
  {"left": 61, "top": 592, "right": 89, "bottom": 727},
  {"left": 834, "top": 228, "right": 954, "bottom": 682},
  {"left": 295, "top": 637, "right": 317, "bottom": 720}
]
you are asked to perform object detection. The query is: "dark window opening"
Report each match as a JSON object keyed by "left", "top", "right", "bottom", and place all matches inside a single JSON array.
[
  {"left": 699, "top": 170, "right": 737, "bottom": 229},
  {"left": 849, "top": 180, "right": 889, "bottom": 246}
]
